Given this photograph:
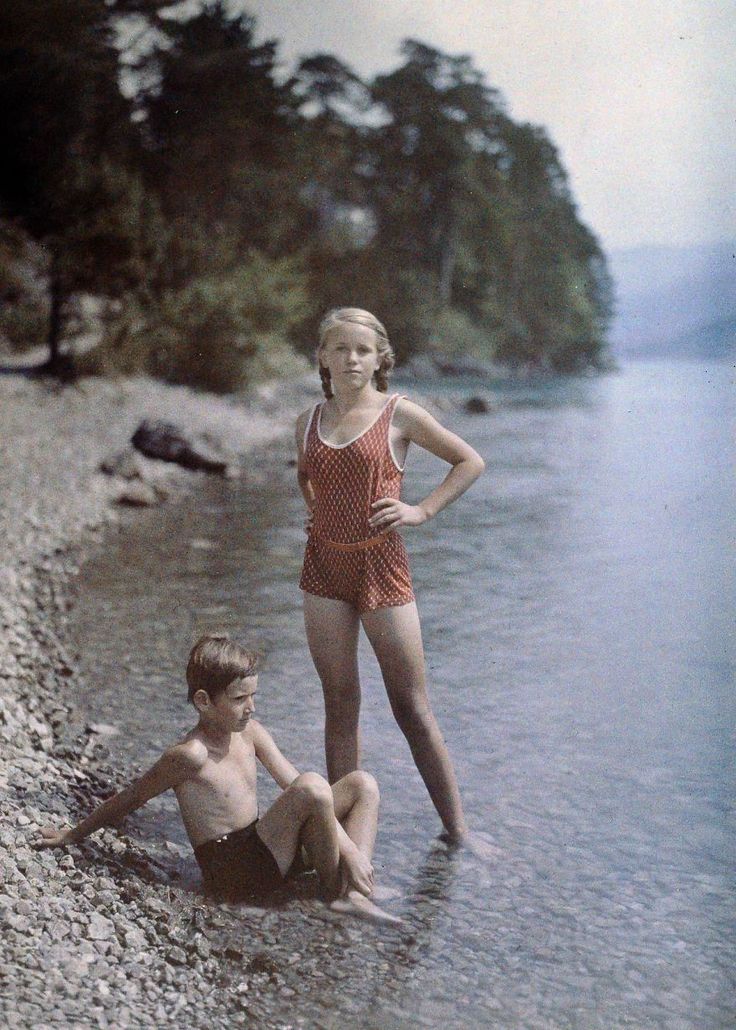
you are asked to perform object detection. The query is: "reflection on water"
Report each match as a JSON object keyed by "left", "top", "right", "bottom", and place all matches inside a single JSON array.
[{"left": 70, "top": 361, "right": 735, "bottom": 1027}]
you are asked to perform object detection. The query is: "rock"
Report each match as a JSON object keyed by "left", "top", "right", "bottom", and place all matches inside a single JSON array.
[
  {"left": 87, "top": 913, "right": 116, "bottom": 941},
  {"left": 131, "top": 420, "right": 229, "bottom": 474},
  {"left": 464, "top": 394, "right": 490, "bottom": 414},
  {"left": 435, "top": 354, "right": 495, "bottom": 378},
  {"left": 99, "top": 448, "right": 143, "bottom": 480},
  {"left": 87, "top": 723, "right": 119, "bottom": 738},
  {"left": 115, "top": 481, "right": 161, "bottom": 508},
  {"left": 124, "top": 927, "right": 147, "bottom": 950}
]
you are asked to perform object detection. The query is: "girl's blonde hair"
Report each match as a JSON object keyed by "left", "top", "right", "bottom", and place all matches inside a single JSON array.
[{"left": 317, "top": 307, "right": 395, "bottom": 399}]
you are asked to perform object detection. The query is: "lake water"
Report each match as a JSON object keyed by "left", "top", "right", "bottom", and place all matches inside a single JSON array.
[{"left": 70, "top": 360, "right": 735, "bottom": 1028}]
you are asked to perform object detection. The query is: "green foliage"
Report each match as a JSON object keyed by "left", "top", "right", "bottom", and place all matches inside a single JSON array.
[
  {"left": 81, "top": 254, "right": 312, "bottom": 393},
  {"left": 142, "top": 2, "right": 304, "bottom": 255},
  {"left": 0, "top": 221, "right": 48, "bottom": 351},
  {"left": 303, "top": 244, "right": 436, "bottom": 361},
  {"left": 0, "top": 0, "right": 144, "bottom": 360},
  {"left": 431, "top": 308, "right": 500, "bottom": 362},
  {"left": 0, "top": 2, "right": 613, "bottom": 380}
]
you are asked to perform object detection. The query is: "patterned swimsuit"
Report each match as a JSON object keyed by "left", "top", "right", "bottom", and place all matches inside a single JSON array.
[{"left": 299, "top": 393, "right": 415, "bottom": 612}]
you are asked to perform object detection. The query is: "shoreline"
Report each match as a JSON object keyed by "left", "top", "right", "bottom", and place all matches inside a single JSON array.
[{"left": 1, "top": 371, "right": 378, "bottom": 1028}]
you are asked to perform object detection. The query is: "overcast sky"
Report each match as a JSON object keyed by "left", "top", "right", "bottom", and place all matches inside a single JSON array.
[{"left": 239, "top": 0, "right": 734, "bottom": 254}]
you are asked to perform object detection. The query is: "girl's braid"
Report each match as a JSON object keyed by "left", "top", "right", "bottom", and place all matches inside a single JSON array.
[{"left": 319, "top": 364, "right": 333, "bottom": 399}]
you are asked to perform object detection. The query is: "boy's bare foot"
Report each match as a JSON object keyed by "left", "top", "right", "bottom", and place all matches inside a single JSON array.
[
  {"left": 370, "top": 884, "right": 402, "bottom": 902},
  {"left": 330, "top": 890, "right": 403, "bottom": 925}
]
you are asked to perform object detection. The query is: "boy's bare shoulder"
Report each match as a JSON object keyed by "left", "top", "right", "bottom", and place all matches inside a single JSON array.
[
  {"left": 246, "top": 718, "right": 271, "bottom": 744},
  {"left": 165, "top": 737, "right": 209, "bottom": 774}
]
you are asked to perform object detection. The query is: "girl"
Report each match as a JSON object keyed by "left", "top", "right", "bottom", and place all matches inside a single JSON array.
[{"left": 296, "top": 308, "right": 493, "bottom": 854}]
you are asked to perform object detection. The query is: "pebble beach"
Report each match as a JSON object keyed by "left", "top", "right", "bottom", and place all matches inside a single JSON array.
[
  {"left": 0, "top": 371, "right": 407, "bottom": 1029},
  {"left": 2, "top": 365, "right": 733, "bottom": 1030}
]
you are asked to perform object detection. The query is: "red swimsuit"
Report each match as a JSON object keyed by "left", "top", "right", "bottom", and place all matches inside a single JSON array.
[{"left": 299, "top": 393, "right": 415, "bottom": 612}]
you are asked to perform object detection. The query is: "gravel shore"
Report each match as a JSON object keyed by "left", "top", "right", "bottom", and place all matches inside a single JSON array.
[{"left": 0, "top": 372, "right": 407, "bottom": 1028}]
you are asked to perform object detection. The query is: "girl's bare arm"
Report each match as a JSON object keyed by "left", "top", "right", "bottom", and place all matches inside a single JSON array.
[
  {"left": 369, "top": 399, "right": 485, "bottom": 530},
  {"left": 295, "top": 411, "right": 316, "bottom": 512}
]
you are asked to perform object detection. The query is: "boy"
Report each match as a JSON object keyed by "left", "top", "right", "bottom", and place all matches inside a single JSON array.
[{"left": 37, "top": 634, "right": 398, "bottom": 924}]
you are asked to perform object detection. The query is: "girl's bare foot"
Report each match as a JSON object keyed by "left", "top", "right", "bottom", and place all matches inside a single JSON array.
[{"left": 441, "top": 830, "right": 503, "bottom": 861}]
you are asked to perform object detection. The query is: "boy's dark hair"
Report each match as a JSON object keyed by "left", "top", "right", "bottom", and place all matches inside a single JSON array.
[{"left": 186, "top": 634, "right": 259, "bottom": 704}]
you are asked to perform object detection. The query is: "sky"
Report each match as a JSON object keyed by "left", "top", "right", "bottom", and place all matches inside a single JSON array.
[{"left": 235, "top": 0, "right": 735, "bottom": 254}]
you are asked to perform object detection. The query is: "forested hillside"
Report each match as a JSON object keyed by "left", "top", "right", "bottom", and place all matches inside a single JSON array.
[{"left": 0, "top": 1, "right": 613, "bottom": 388}]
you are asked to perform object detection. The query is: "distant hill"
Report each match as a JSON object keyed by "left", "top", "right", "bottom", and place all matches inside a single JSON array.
[{"left": 608, "top": 241, "right": 736, "bottom": 359}]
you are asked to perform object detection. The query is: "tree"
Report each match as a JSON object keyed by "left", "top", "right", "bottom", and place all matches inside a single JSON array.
[
  {"left": 0, "top": 0, "right": 148, "bottom": 369},
  {"left": 141, "top": 2, "right": 303, "bottom": 260},
  {"left": 368, "top": 41, "right": 506, "bottom": 306},
  {"left": 361, "top": 40, "right": 611, "bottom": 369},
  {"left": 492, "top": 121, "right": 612, "bottom": 369}
]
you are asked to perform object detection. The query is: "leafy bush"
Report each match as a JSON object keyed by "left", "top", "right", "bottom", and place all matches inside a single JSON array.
[
  {"left": 79, "top": 254, "right": 313, "bottom": 392},
  {"left": 430, "top": 307, "right": 500, "bottom": 362},
  {"left": 0, "top": 220, "right": 49, "bottom": 351}
]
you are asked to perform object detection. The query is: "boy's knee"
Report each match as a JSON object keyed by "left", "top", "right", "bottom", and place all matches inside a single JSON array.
[
  {"left": 293, "top": 771, "right": 332, "bottom": 807},
  {"left": 345, "top": 769, "right": 379, "bottom": 803}
]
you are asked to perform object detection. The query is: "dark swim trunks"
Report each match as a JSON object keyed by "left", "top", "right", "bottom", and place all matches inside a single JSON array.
[{"left": 194, "top": 820, "right": 285, "bottom": 900}]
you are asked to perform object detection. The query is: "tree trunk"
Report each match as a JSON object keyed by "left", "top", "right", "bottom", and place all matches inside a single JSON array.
[
  {"left": 44, "top": 256, "right": 74, "bottom": 379},
  {"left": 438, "top": 218, "right": 457, "bottom": 307},
  {"left": 48, "top": 257, "right": 63, "bottom": 366},
  {"left": 436, "top": 175, "right": 458, "bottom": 307}
]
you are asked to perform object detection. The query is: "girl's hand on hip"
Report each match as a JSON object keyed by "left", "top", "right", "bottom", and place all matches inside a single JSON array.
[{"left": 369, "top": 498, "right": 427, "bottom": 529}]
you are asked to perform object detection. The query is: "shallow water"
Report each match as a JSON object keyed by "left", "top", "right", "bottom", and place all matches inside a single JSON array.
[{"left": 70, "top": 360, "right": 736, "bottom": 1028}]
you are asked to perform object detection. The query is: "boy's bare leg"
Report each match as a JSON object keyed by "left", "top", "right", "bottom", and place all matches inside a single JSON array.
[
  {"left": 330, "top": 771, "right": 401, "bottom": 924},
  {"left": 331, "top": 770, "right": 378, "bottom": 857},
  {"left": 256, "top": 772, "right": 340, "bottom": 895},
  {"left": 303, "top": 594, "right": 362, "bottom": 781}
]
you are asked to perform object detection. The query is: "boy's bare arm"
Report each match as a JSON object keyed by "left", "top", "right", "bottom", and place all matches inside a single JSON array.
[
  {"left": 251, "top": 720, "right": 300, "bottom": 789},
  {"left": 36, "top": 743, "right": 205, "bottom": 847}
]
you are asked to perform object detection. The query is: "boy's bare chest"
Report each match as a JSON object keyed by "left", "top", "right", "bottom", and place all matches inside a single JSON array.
[{"left": 200, "top": 743, "right": 257, "bottom": 793}]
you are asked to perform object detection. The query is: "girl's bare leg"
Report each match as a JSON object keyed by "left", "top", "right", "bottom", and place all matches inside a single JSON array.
[
  {"left": 303, "top": 593, "right": 362, "bottom": 782},
  {"left": 361, "top": 602, "right": 468, "bottom": 841}
]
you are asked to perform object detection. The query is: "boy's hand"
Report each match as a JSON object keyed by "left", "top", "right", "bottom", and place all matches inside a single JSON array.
[
  {"left": 36, "top": 826, "right": 76, "bottom": 848},
  {"left": 340, "top": 844, "right": 374, "bottom": 897}
]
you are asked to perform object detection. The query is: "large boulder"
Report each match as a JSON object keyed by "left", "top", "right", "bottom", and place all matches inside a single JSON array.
[{"left": 131, "top": 420, "right": 229, "bottom": 473}]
